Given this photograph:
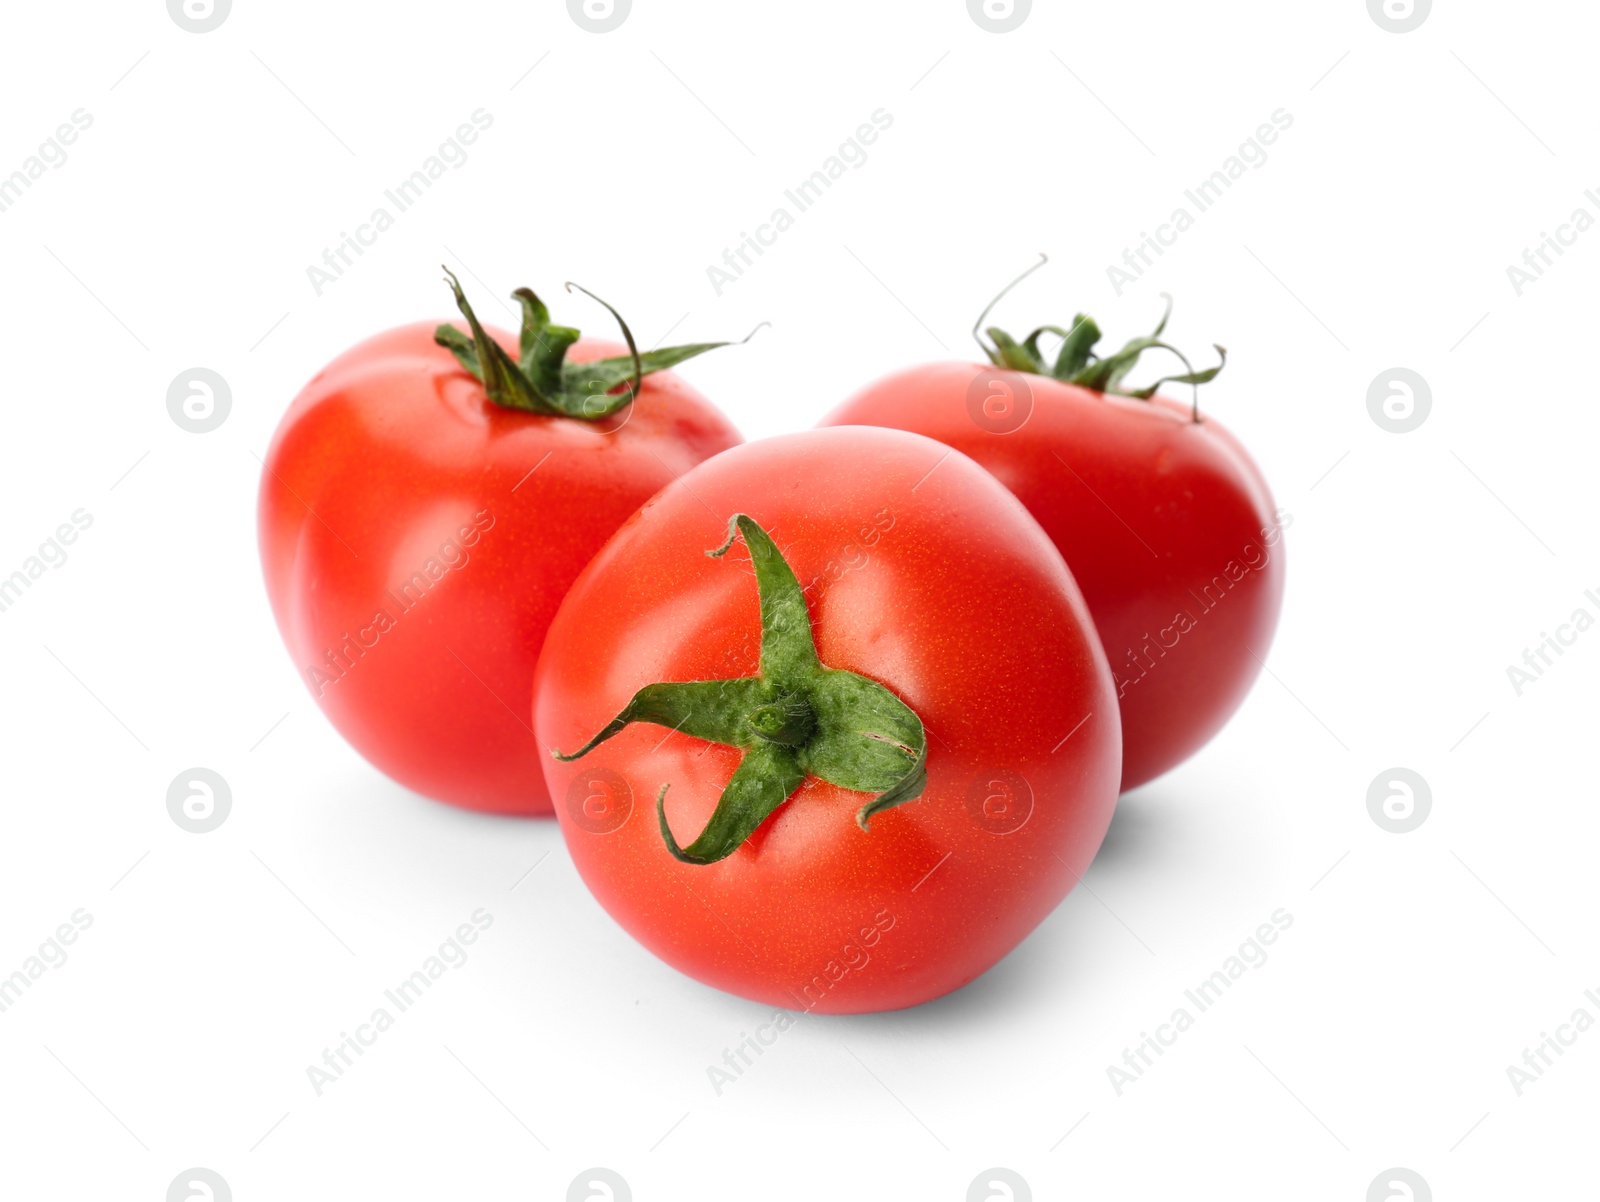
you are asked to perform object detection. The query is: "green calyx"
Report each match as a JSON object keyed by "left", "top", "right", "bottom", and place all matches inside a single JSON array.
[
  {"left": 433, "top": 267, "right": 763, "bottom": 420},
  {"left": 974, "top": 253, "right": 1227, "bottom": 422},
  {"left": 554, "top": 515, "right": 928, "bottom": 865}
]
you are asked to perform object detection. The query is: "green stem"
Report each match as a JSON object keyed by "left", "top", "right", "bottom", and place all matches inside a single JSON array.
[
  {"left": 973, "top": 254, "right": 1227, "bottom": 422},
  {"left": 433, "top": 267, "right": 765, "bottom": 420},
  {"left": 553, "top": 515, "right": 928, "bottom": 865}
]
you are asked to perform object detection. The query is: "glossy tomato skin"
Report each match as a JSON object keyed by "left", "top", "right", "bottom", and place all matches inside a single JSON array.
[
  {"left": 535, "top": 427, "right": 1120, "bottom": 1013},
  {"left": 821, "top": 364, "right": 1285, "bottom": 792},
  {"left": 259, "top": 321, "right": 741, "bottom": 815}
]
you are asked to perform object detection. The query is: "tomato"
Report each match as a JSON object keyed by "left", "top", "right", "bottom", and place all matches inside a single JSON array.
[
  {"left": 534, "top": 426, "right": 1120, "bottom": 1013},
  {"left": 259, "top": 272, "right": 745, "bottom": 814},
  {"left": 820, "top": 271, "right": 1285, "bottom": 791}
]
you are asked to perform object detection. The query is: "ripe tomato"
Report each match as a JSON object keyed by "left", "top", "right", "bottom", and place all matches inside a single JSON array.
[
  {"left": 259, "top": 272, "right": 744, "bottom": 814},
  {"left": 820, "top": 274, "right": 1285, "bottom": 791},
  {"left": 535, "top": 427, "right": 1120, "bottom": 1013}
]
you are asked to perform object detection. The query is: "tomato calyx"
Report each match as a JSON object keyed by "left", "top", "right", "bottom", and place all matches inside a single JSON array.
[
  {"left": 434, "top": 267, "right": 764, "bottom": 421},
  {"left": 747, "top": 696, "right": 817, "bottom": 747},
  {"left": 973, "top": 253, "right": 1227, "bottom": 422},
  {"left": 553, "top": 514, "right": 929, "bottom": 865}
]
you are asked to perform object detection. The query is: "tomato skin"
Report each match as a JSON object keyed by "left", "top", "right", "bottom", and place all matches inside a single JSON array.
[
  {"left": 259, "top": 321, "right": 741, "bottom": 815},
  {"left": 821, "top": 364, "right": 1285, "bottom": 792},
  {"left": 535, "top": 427, "right": 1120, "bottom": 1013}
]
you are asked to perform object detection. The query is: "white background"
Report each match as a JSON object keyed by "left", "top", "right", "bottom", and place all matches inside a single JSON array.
[{"left": 0, "top": 1, "right": 1593, "bottom": 1198}]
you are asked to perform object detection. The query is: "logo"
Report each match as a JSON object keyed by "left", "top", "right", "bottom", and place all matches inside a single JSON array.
[
  {"left": 1367, "top": 0, "right": 1431, "bottom": 34},
  {"left": 1366, "top": 368, "right": 1430, "bottom": 433},
  {"left": 167, "top": 768, "right": 232, "bottom": 834},
  {"left": 966, "top": 769, "right": 1033, "bottom": 834},
  {"left": 568, "top": 1168, "right": 631, "bottom": 1201},
  {"left": 167, "top": 0, "right": 231, "bottom": 33},
  {"left": 167, "top": 369, "right": 232, "bottom": 433},
  {"left": 1366, "top": 768, "right": 1431, "bottom": 834},
  {"left": 167, "top": 1168, "right": 232, "bottom": 1201},
  {"left": 967, "top": 0, "right": 1031, "bottom": 34},
  {"left": 1367, "top": 1167, "right": 1431, "bottom": 1201},
  {"left": 968, "top": 1167, "right": 1031, "bottom": 1202},
  {"left": 568, "top": 0, "right": 631, "bottom": 33},
  {"left": 566, "top": 768, "right": 633, "bottom": 834},
  {"left": 966, "top": 369, "right": 1033, "bottom": 434}
]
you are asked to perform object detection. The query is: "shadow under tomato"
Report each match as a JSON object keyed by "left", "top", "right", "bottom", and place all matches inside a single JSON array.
[
  {"left": 805, "top": 786, "right": 1190, "bottom": 1030},
  {"left": 1087, "top": 786, "right": 1165, "bottom": 873}
]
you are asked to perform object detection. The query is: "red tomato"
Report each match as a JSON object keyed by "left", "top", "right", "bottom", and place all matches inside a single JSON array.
[
  {"left": 259, "top": 274, "right": 743, "bottom": 814},
  {"left": 535, "top": 427, "right": 1120, "bottom": 1012},
  {"left": 821, "top": 285, "right": 1285, "bottom": 791}
]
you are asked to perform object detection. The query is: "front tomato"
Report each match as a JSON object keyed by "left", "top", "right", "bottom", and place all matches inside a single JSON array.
[
  {"left": 259, "top": 273, "right": 745, "bottom": 814},
  {"left": 535, "top": 427, "right": 1120, "bottom": 1013}
]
